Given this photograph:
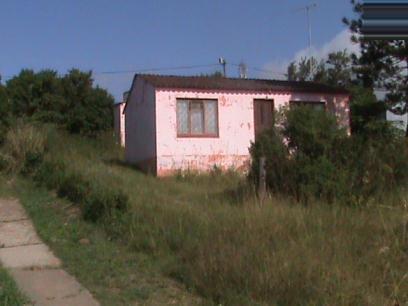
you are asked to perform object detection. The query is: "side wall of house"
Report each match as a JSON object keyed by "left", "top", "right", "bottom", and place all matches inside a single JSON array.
[
  {"left": 114, "top": 102, "right": 126, "bottom": 147},
  {"left": 124, "top": 79, "right": 157, "bottom": 174},
  {"left": 155, "top": 89, "right": 350, "bottom": 176}
]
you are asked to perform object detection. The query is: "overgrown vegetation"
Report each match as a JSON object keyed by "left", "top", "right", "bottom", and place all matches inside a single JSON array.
[
  {"left": 0, "top": 175, "right": 200, "bottom": 306},
  {"left": 250, "top": 106, "right": 408, "bottom": 205},
  {"left": 1, "top": 68, "right": 113, "bottom": 138},
  {"left": 0, "top": 268, "right": 27, "bottom": 306},
  {"left": 0, "top": 122, "right": 128, "bottom": 222},
  {"left": 2, "top": 121, "right": 408, "bottom": 305},
  {"left": 0, "top": 121, "right": 47, "bottom": 174},
  {"left": 285, "top": 48, "right": 395, "bottom": 137},
  {"left": 344, "top": 0, "right": 408, "bottom": 136}
]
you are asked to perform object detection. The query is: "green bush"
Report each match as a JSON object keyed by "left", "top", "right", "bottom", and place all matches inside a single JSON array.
[
  {"left": 5, "top": 69, "right": 114, "bottom": 136},
  {"left": 0, "top": 122, "right": 128, "bottom": 222},
  {"left": 250, "top": 106, "right": 408, "bottom": 205},
  {"left": 0, "top": 84, "right": 10, "bottom": 144},
  {"left": 32, "top": 157, "right": 129, "bottom": 222},
  {"left": 57, "top": 171, "right": 90, "bottom": 203},
  {"left": 82, "top": 184, "right": 129, "bottom": 222}
]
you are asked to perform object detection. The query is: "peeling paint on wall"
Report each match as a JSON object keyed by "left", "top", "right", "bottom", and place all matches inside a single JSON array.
[{"left": 125, "top": 83, "right": 350, "bottom": 176}]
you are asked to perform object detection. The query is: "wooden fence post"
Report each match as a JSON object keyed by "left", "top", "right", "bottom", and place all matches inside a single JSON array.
[{"left": 258, "top": 156, "right": 266, "bottom": 204}]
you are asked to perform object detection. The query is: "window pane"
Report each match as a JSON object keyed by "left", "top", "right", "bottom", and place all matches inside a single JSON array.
[
  {"left": 205, "top": 100, "right": 217, "bottom": 134},
  {"left": 190, "top": 101, "right": 204, "bottom": 134},
  {"left": 177, "top": 100, "right": 189, "bottom": 134}
]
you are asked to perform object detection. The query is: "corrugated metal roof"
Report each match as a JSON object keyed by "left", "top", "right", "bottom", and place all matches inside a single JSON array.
[{"left": 137, "top": 74, "right": 349, "bottom": 94}]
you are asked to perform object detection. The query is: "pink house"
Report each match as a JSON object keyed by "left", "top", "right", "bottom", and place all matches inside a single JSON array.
[{"left": 124, "top": 74, "right": 350, "bottom": 176}]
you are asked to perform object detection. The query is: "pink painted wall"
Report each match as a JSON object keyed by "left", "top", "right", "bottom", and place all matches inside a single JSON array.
[
  {"left": 154, "top": 89, "right": 349, "bottom": 176},
  {"left": 114, "top": 102, "right": 126, "bottom": 147},
  {"left": 125, "top": 78, "right": 157, "bottom": 173}
]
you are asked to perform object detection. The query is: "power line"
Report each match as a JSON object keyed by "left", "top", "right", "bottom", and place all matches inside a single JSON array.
[
  {"left": 94, "top": 63, "right": 220, "bottom": 75},
  {"left": 1, "top": 62, "right": 287, "bottom": 80}
]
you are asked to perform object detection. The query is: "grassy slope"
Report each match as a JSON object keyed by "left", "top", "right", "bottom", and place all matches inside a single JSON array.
[
  {"left": 0, "top": 181, "right": 28, "bottom": 306},
  {"left": 9, "top": 129, "right": 408, "bottom": 305},
  {"left": 0, "top": 268, "right": 27, "bottom": 306},
  {"left": 0, "top": 175, "right": 202, "bottom": 306}
]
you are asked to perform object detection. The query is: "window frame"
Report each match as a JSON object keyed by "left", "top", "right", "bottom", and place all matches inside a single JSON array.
[
  {"left": 289, "top": 100, "right": 327, "bottom": 111},
  {"left": 176, "top": 98, "right": 219, "bottom": 138}
]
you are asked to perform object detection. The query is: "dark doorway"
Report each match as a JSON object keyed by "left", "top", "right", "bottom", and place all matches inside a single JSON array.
[{"left": 254, "top": 99, "right": 274, "bottom": 140}]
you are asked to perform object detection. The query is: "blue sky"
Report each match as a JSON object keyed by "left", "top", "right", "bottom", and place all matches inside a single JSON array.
[{"left": 0, "top": 1, "right": 357, "bottom": 101}]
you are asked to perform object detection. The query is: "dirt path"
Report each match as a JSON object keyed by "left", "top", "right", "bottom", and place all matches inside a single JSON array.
[{"left": 0, "top": 198, "right": 99, "bottom": 306}]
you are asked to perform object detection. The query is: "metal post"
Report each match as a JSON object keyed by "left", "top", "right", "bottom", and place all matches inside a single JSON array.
[
  {"left": 219, "top": 57, "right": 227, "bottom": 77},
  {"left": 307, "top": 7, "right": 312, "bottom": 50},
  {"left": 258, "top": 156, "right": 266, "bottom": 204}
]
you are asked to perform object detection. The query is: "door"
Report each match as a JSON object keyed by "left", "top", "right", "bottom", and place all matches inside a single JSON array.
[{"left": 254, "top": 99, "right": 274, "bottom": 140}]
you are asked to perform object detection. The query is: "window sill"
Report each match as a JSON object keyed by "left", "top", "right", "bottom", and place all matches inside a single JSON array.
[{"left": 177, "top": 134, "right": 219, "bottom": 138}]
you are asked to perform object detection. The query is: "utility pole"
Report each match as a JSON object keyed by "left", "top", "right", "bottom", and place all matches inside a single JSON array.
[
  {"left": 294, "top": 3, "right": 317, "bottom": 51},
  {"left": 238, "top": 61, "right": 248, "bottom": 79}
]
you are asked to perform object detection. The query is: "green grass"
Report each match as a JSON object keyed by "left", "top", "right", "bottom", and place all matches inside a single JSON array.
[
  {"left": 41, "top": 130, "right": 408, "bottom": 305},
  {"left": 3, "top": 127, "right": 408, "bottom": 305},
  {"left": 0, "top": 267, "right": 27, "bottom": 306},
  {"left": 0, "top": 175, "right": 201, "bottom": 306}
]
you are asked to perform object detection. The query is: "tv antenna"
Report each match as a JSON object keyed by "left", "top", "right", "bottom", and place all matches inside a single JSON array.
[
  {"left": 219, "top": 57, "right": 227, "bottom": 77},
  {"left": 294, "top": 3, "right": 317, "bottom": 51}
]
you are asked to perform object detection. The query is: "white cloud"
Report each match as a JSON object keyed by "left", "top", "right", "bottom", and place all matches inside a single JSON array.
[{"left": 260, "top": 29, "right": 360, "bottom": 79}]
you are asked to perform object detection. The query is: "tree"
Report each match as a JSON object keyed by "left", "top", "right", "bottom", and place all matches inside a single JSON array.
[
  {"left": 5, "top": 68, "right": 114, "bottom": 136},
  {"left": 286, "top": 51, "right": 388, "bottom": 136},
  {"left": 286, "top": 57, "right": 327, "bottom": 83},
  {"left": 62, "top": 69, "right": 113, "bottom": 135},
  {"left": 343, "top": 0, "right": 408, "bottom": 136},
  {"left": 6, "top": 69, "right": 64, "bottom": 122},
  {"left": 287, "top": 51, "right": 353, "bottom": 87},
  {"left": 348, "top": 86, "right": 387, "bottom": 135},
  {"left": 326, "top": 50, "right": 353, "bottom": 87},
  {"left": 0, "top": 79, "right": 9, "bottom": 143}
]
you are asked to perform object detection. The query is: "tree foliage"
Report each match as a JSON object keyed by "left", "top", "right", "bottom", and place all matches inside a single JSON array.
[
  {"left": 250, "top": 106, "right": 408, "bottom": 205},
  {"left": 287, "top": 50, "right": 353, "bottom": 87},
  {"left": 343, "top": 0, "right": 408, "bottom": 135},
  {"left": 5, "top": 69, "right": 114, "bottom": 135},
  {"left": 286, "top": 50, "right": 389, "bottom": 136},
  {"left": 0, "top": 80, "right": 9, "bottom": 143}
]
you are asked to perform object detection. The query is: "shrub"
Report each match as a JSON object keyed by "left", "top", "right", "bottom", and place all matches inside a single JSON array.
[
  {"left": 249, "top": 106, "right": 408, "bottom": 205},
  {"left": 57, "top": 171, "right": 90, "bottom": 203},
  {"left": 283, "top": 105, "right": 346, "bottom": 157},
  {"left": 0, "top": 84, "right": 9, "bottom": 144},
  {"left": 5, "top": 69, "right": 114, "bottom": 136},
  {"left": 32, "top": 157, "right": 129, "bottom": 222},
  {"left": 0, "top": 121, "right": 47, "bottom": 174},
  {"left": 0, "top": 121, "right": 129, "bottom": 222},
  {"left": 82, "top": 184, "right": 129, "bottom": 222}
]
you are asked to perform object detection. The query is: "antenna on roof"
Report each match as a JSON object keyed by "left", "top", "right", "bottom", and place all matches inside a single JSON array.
[
  {"left": 219, "top": 57, "right": 227, "bottom": 77},
  {"left": 293, "top": 3, "right": 317, "bottom": 52},
  {"left": 238, "top": 61, "right": 248, "bottom": 79}
]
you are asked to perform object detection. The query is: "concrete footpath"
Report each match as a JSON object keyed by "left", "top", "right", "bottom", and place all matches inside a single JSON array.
[{"left": 0, "top": 198, "right": 99, "bottom": 306}]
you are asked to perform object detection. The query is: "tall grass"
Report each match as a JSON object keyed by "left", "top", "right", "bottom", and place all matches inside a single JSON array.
[
  {"left": 3, "top": 125, "right": 408, "bottom": 305},
  {"left": 0, "top": 121, "right": 47, "bottom": 174},
  {"left": 37, "top": 128, "right": 408, "bottom": 305},
  {"left": 0, "top": 268, "right": 28, "bottom": 306}
]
